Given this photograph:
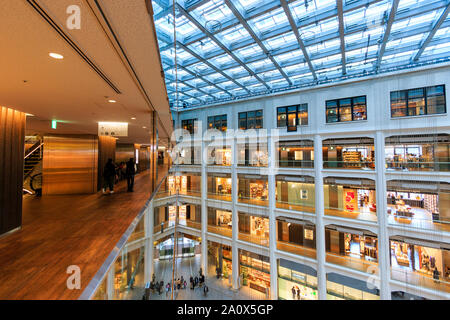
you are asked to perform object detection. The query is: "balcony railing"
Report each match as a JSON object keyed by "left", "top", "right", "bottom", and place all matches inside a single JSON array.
[
  {"left": 387, "top": 214, "right": 450, "bottom": 234},
  {"left": 185, "top": 220, "right": 202, "bottom": 230},
  {"left": 238, "top": 195, "right": 268, "bottom": 207},
  {"left": 207, "top": 225, "right": 232, "bottom": 238},
  {"left": 238, "top": 232, "right": 269, "bottom": 247},
  {"left": 276, "top": 241, "right": 317, "bottom": 259},
  {"left": 326, "top": 252, "right": 379, "bottom": 274},
  {"left": 208, "top": 192, "right": 232, "bottom": 202},
  {"left": 323, "top": 160, "right": 375, "bottom": 170},
  {"left": 386, "top": 161, "right": 450, "bottom": 172},
  {"left": 391, "top": 267, "right": 450, "bottom": 294},
  {"left": 278, "top": 160, "right": 314, "bottom": 168},
  {"left": 276, "top": 200, "right": 315, "bottom": 214}
]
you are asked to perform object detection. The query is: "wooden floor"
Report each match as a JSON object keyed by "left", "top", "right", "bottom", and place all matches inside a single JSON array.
[{"left": 0, "top": 167, "right": 167, "bottom": 300}]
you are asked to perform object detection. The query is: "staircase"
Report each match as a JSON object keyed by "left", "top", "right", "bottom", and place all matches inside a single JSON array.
[{"left": 23, "top": 139, "right": 44, "bottom": 196}]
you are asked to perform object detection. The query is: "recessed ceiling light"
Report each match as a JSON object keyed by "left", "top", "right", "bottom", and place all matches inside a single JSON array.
[
  {"left": 131, "top": 117, "right": 136, "bottom": 120},
  {"left": 142, "top": 126, "right": 147, "bottom": 129},
  {"left": 25, "top": 113, "right": 34, "bottom": 117},
  {"left": 49, "top": 52, "right": 64, "bottom": 59},
  {"left": 108, "top": 99, "right": 116, "bottom": 103}
]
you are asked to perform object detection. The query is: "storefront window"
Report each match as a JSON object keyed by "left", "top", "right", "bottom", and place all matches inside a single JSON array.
[
  {"left": 323, "top": 138, "right": 375, "bottom": 169},
  {"left": 208, "top": 242, "right": 232, "bottom": 286},
  {"left": 185, "top": 204, "right": 202, "bottom": 230},
  {"left": 276, "top": 177, "right": 315, "bottom": 213},
  {"left": 207, "top": 114, "right": 227, "bottom": 131},
  {"left": 237, "top": 142, "right": 268, "bottom": 167},
  {"left": 166, "top": 174, "right": 201, "bottom": 196},
  {"left": 207, "top": 207, "right": 232, "bottom": 237},
  {"left": 326, "top": 96, "right": 367, "bottom": 123},
  {"left": 385, "top": 134, "right": 449, "bottom": 172},
  {"left": 324, "top": 178, "right": 377, "bottom": 222},
  {"left": 326, "top": 274, "right": 380, "bottom": 300},
  {"left": 277, "top": 219, "right": 316, "bottom": 258},
  {"left": 207, "top": 145, "right": 231, "bottom": 166},
  {"left": 277, "top": 260, "right": 318, "bottom": 300},
  {"left": 238, "top": 213, "right": 269, "bottom": 246},
  {"left": 390, "top": 85, "right": 446, "bottom": 118},
  {"left": 181, "top": 118, "right": 197, "bottom": 134},
  {"left": 238, "top": 175, "right": 268, "bottom": 206},
  {"left": 390, "top": 240, "right": 450, "bottom": 292},
  {"left": 207, "top": 175, "right": 232, "bottom": 201},
  {"left": 240, "top": 250, "right": 270, "bottom": 297},
  {"left": 278, "top": 140, "right": 314, "bottom": 168}
]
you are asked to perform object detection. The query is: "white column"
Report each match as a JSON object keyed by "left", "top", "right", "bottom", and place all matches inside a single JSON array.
[
  {"left": 314, "top": 134, "right": 327, "bottom": 300},
  {"left": 375, "top": 130, "right": 391, "bottom": 300},
  {"left": 145, "top": 203, "right": 155, "bottom": 284},
  {"left": 231, "top": 137, "right": 240, "bottom": 290},
  {"left": 268, "top": 134, "right": 278, "bottom": 300},
  {"left": 201, "top": 140, "right": 208, "bottom": 275}
]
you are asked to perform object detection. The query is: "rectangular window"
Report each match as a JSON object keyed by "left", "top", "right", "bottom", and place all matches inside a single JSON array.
[
  {"left": 326, "top": 96, "right": 367, "bottom": 123},
  {"left": 391, "top": 85, "right": 446, "bottom": 118},
  {"left": 238, "top": 110, "right": 263, "bottom": 130},
  {"left": 207, "top": 114, "right": 227, "bottom": 131},
  {"left": 277, "top": 104, "right": 308, "bottom": 130},
  {"left": 181, "top": 118, "right": 197, "bottom": 134}
]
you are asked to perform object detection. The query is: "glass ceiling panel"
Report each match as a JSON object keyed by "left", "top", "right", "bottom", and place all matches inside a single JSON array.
[{"left": 152, "top": 0, "right": 450, "bottom": 109}]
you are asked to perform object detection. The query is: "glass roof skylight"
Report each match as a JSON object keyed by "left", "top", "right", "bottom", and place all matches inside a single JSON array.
[{"left": 153, "top": 0, "right": 450, "bottom": 110}]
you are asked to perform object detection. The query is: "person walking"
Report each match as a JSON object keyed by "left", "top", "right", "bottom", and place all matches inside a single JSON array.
[
  {"left": 126, "top": 157, "right": 136, "bottom": 192},
  {"left": 203, "top": 285, "right": 209, "bottom": 297},
  {"left": 102, "top": 158, "right": 116, "bottom": 194}
]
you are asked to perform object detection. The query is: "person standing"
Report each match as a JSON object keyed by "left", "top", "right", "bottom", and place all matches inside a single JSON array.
[
  {"left": 126, "top": 157, "right": 136, "bottom": 192},
  {"left": 102, "top": 158, "right": 116, "bottom": 194}
]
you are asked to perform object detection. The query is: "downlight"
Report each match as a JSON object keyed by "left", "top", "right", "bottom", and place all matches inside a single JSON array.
[{"left": 49, "top": 52, "right": 64, "bottom": 59}]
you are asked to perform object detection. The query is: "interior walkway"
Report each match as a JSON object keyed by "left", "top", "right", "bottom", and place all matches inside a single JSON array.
[{"left": 0, "top": 166, "right": 167, "bottom": 299}]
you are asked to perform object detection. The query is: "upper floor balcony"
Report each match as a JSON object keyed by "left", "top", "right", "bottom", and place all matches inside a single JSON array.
[
  {"left": 325, "top": 226, "right": 379, "bottom": 275},
  {"left": 387, "top": 180, "right": 450, "bottom": 234},
  {"left": 276, "top": 175, "right": 315, "bottom": 214},
  {"left": 207, "top": 173, "right": 232, "bottom": 201},
  {"left": 323, "top": 137, "right": 375, "bottom": 171},
  {"left": 237, "top": 142, "right": 268, "bottom": 167},
  {"left": 277, "top": 140, "right": 314, "bottom": 169},
  {"left": 276, "top": 217, "right": 316, "bottom": 259},
  {"left": 207, "top": 207, "right": 232, "bottom": 238},
  {"left": 238, "top": 174, "right": 268, "bottom": 206},
  {"left": 324, "top": 177, "right": 377, "bottom": 223},
  {"left": 385, "top": 134, "right": 449, "bottom": 172},
  {"left": 390, "top": 238, "right": 450, "bottom": 294},
  {"left": 238, "top": 212, "right": 269, "bottom": 247}
]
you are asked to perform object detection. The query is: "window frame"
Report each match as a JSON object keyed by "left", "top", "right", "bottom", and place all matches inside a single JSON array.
[
  {"left": 390, "top": 85, "right": 446, "bottom": 118},
  {"left": 238, "top": 109, "right": 264, "bottom": 130},
  {"left": 277, "top": 104, "right": 308, "bottom": 131},
  {"left": 181, "top": 118, "right": 197, "bottom": 134},
  {"left": 325, "top": 96, "right": 367, "bottom": 123},
  {"left": 207, "top": 114, "right": 228, "bottom": 131}
]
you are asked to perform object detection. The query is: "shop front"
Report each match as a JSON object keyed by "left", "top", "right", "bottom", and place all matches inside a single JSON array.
[
  {"left": 277, "top": 140, "right": 314, "bottom": 168},
  {"left": 327, "top": 273, "right": 380, "bottom": 300},
  {"left": 207, "top": 144, "right": 232, "bottom": 166},
  {"left": 207, "top": 207, "right": 232, "bottom": 237},
  {"left": 322, "top": 137, "right": 375, "bottom": 170},
  {"left": 185, "top": 204, "right": 202, "bottom": 230},
  {"left": 385, "top": 134, "right": 449, "bottom": 172},
  {"left": 326, "top": 227, "right": 378, "bottom": 273},
  {"left": 238, "top": 175, "right": 268, "bottom": 206},
  {"left": 164, "top": 174, "right": 201, "bottom": 197},
  {"left": 237, "top": 142, "right": 268, "bottom": 167},
  {"left": 208, "top": 241, "right": 232, "bottom": 287},
  {"left": 277, "top": 218, "right": 316, "bottom": 258},
  {"left": 207, "top": 173, "right": 232, "bottom": 201},
  {"left": 276, "top": 175, "right": 315, "bottom": 213},
  {"left": 239, "top": 212, "right": 269, "bottom": 246},
  {"left": 278, "top": 259, "right": 318, "bottom": 300},
  {"left": 239, "top": 250, "right": 271, "bottom": 297},
  {"left": 390, "top": 238, "right": 450, "bottom": 287},
  {"left": 387, "top": 180, "right": 450, "bottom": 230},
  {"left": 324, "top": 177, "right": 377, "bottom": 221}
]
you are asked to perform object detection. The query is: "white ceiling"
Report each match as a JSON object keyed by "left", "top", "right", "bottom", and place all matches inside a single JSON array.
[{"left": 0, "top": 0, "right": 172, "bottom": 144}]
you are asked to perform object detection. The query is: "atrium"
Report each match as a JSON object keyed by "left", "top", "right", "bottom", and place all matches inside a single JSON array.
[{"left": 0, "top": 0, "right": 449, "bottom": 302}]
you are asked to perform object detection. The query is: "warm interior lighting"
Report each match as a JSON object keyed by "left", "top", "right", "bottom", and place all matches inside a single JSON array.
[
  {"left": 108, "top": 99, "right": 117, "bottom": 103},
  {"left": 49, "top": 52, "right": 64, "bottom": 59},
  {"left": 25, "top": 113, "right": 34, "bottom": 117},
  {"left": 143, "top": 126, "right": 147, "bottom": 129},
  {"left": 131, "top": 117, "right": 136, "bottom": 120}
]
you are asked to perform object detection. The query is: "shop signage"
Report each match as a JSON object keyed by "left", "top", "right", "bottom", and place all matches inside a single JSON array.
[{"left": 98, "top": 122, "right": 128, "bottom": 137}]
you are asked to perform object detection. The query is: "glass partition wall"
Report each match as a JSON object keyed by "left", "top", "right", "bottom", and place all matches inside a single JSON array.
[
  {"left": 238, "top": 175, "right": 268, "bottom": 206},
  {"left": 323, "top": 138, "right": 375, "bottom": 170},
  {"left": 208, "top": 173, "right": 232, "bottom": 201},
  {"left": 276, "top": 176, "right": 315, "bottom": 213},
  {"left": 278, "top": 140, "right": 314, "bottom": 168}
]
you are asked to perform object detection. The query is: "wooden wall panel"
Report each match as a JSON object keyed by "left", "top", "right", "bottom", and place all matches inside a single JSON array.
[
  {"left": 0, "top": 107, "right": 26, "bottom": 236},
  {"left": 115, "top": 143, "right": 135, "bottom": 164},
  {"left": 98, "top": 136, "right": 116, "bottom": 191},
  {"left": 42, "top": 135, "right": 98, "bottom": 195}
]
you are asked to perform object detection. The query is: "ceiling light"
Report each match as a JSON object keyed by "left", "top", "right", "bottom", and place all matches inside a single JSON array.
[
  {"left": 108, "top": 99, "right": 117, "bottom": 103},
  {"left": 49, "top": 52, "right": 64, "bottom": 59},
  {"left": 142, "top": 126, "right": 147, "bottom": 129},
  {"left": 131, "top": 117, "right": 136, "bottom": 120}
]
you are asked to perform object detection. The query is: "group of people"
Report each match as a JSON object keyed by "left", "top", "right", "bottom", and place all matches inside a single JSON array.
[
  {"left": 291, "top": 285, "right": 304, "bottom": 300},
  {"left": 102, "top": 157, "right": 137, "bottom": 194}
]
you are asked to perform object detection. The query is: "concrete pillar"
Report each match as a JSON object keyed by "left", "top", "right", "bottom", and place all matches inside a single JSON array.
[
  {"left": 268, "top": 134, "right": 278, "bottom": 300},
  {"left": 201, "top": 139, "right": 208, "bottom": 275},
  {"left": 375, "top": 130, "right": 391, "bottom": 300},
  {"left": 231, "top": 136, "right": 240, "bottom": 290},
  {"left": 314, "top": 134, "right": 327, "bottom": 300}
]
